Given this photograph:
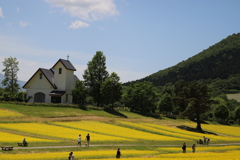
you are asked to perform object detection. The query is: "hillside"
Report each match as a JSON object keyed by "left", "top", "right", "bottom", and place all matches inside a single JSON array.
[
  {"left": 126, "top": 33, "right": 240, "bottom": 87},
  {"left": 0, "top": 103, "right": 240, "bottom": 160}
]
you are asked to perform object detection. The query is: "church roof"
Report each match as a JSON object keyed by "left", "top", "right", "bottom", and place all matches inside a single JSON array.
[
  {"left": 52, "top": 59, "right": 76, "bottom": 71},
  {"left": 22, "top": 68, "right": 57, "bottom": 89}
]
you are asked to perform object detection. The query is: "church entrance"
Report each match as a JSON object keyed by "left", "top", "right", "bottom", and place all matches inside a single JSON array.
[
  {"left": 34, "top": 92, "right": 45, "bottom": 102},
  {"left": 51, "top": 96, "right": 61, "bottom": 103}
]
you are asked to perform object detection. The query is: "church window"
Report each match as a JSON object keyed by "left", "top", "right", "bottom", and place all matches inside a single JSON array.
[
  {"left": 40, "top": 73, "right": 42, "bottom": 79},
  {"left": 59, "top": 68, "right": 62, "bottom": 74}
]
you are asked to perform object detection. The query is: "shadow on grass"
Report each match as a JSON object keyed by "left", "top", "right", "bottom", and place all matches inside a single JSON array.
[
  {"left": 176, "top": 125, "right": 218, "bottom": 135},
  {"left": 133, "top": 111, "right": 162, "bottom": 119},
  {"left": 104, "top": 108, "right": 128, "bottom": 118}
]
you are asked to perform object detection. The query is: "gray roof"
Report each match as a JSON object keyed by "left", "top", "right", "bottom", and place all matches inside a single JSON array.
[
  {"left": 40, "top": 68, "right": 57, "bottom": 89},
  {"left": 52, "top": 59, "right": 76, "bottom": 71},
  {"left": 22, "top": 68, "right": 57, "bottom": 89}
]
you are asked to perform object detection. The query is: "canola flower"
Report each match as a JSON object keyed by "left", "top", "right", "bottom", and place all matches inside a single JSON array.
[
  {"left": 117, "top": 121, "right": 198, "bottom": 140},
  {"left": 143, "top": 122, "right": 240, "bottom": 142},
  {"left": 0, "top": 123, "right": 131, "bottom": 142},
  {"left": 0, "top": 108, "right": 24, "bottom": 117},
  {"left": 185, "top": 122, "right": 240, "bottom": 137},
  {"left": 157, "top": 150, "right": 240, "bottom": 160},
  {"left": 0, "top": 131, "right": 58, "bottom": 143},
  {"left": 54, "top": 121, "right": 186, "bottom": 141},
  {"left": 158, "top": 145, "right": 240, "bottom": 152},
  {"left": 0, "top": 149, "right": 158, "bottom": 160}
]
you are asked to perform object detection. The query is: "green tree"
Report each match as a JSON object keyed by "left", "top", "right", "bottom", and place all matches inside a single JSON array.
[
  {"left": 174, "top": 81, "right": 214, "bottom": 131},
  {"left": 1, "top": 57, "right": 20, "bottom": 93},
  {"left": 123, "top": 81, "right": 157, "bottom": 113},
  {"left": 83, "top": 51, "right": 109, "bottom": 107},
  {"left": 157, "top": 92, "right": 173, "bottom": 116},
  {"left": 214, "top": 104, "right": 230, "bottom": 123},
  {"left": 72, "top": 80, "right": 87, "bottom": 105},
  {"left": 234, "top": 107, "right": 240, "bottom": 124},
  {"left": 101, "top": 72, "right": 122, "bottom": 109}
]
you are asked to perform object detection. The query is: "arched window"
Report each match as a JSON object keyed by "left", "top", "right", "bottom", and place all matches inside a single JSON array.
[
  {"left": 59, "top": 68, "right": 62, "bottom": 74},
  {"left": 34, "top": 92, "right": 45, "bottom": 102}
]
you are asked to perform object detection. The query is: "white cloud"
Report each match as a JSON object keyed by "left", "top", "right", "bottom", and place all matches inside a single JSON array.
[
  {"left": 19, "top": 21, "right": 31, "bottom": 28},
  {"left": 16, "top": 7, "right": 20, "bottom": 13},
  {"left": 45, "top": 0, "right": 119, "bottom": 21},
  {"left": 0, "top": 7, "right": 4, "bottom": 18},
  {"left": 69, "top": 20, "right": 89, "bottom": 29}
]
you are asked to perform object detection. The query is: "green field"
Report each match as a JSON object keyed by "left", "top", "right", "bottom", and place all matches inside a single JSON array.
[
  {"left": 0, "top": 103, "right": 240, "bottom": 160},
  {"left": 227, "top": 93, "right": 240, "bottom": 102}
]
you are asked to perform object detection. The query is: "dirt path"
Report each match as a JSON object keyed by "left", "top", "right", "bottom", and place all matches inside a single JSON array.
[{"left": 13, "top": 143, "right": 240, "bottom": 150}]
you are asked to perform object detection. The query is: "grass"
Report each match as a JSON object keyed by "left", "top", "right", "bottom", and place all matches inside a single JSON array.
[
  {"left": 0, "top": 102, "right": 240, "bottom": 160},
  {"left": 226, "top": 93, "right": 240, "bottom": 102}
]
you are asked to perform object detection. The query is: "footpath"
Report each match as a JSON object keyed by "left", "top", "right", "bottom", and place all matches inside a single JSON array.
[{"left": 14, "top": 143, "right": 240, "bottom": 150}]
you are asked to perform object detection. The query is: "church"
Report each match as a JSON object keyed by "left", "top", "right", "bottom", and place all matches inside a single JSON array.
[{"left": 23, "top": 58, "right": 79, "bottom": 103}]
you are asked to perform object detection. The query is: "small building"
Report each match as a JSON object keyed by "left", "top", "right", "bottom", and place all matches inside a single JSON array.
[{"left": 23, "top": 59, "right": 79, "bottom": 103}]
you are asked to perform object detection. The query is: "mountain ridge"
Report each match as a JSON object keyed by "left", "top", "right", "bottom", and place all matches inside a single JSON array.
[{"left": 125, "top": 33, "right": 240, "bottom": 88}]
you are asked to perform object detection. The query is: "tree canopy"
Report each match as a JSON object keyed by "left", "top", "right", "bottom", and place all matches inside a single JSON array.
[
  {"left": 83, "top": 51, "right": 109, "bottom": 107},
  {"left": 1, "top": 56, "right": 19, "bottom": 93}
]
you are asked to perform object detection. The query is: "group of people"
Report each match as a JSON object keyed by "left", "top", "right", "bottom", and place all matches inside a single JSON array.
[
  {"left": 197, "top": 136, "right": 210, "bottom": 145},
  {"left": 182, "top": 142, "right": 196, "bottom": 153},
  {"left": 77, "top": 133, "right": 90, "bottom": 147},
  {"left": 182, "top": 136, "right": 211, "bottom": 153}
]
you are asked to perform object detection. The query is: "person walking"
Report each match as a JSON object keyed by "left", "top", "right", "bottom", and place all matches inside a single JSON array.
[
  {"left": 116, "top": 148, "right": 121, "bottom": 158},
  {"left": 192, "top": 144, "right": 196, "bottom": 153},
  {"left": 77, "top": 134, "right": 81, "bottom": 147},
  {"left": 86, "top": 133, "right": 90, "bottom": 147},
  {"left": 182, "top": 142, "right": 186, "bottom": 153}
]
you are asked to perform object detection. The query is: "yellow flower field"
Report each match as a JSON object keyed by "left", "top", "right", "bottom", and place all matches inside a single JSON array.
[
  {"left": 54, "top": 121, "right": 186, "bottom": 141},
  {"left": 1, "top": 148, "right": 240, "bottom": 160},
  {"left": 185, "top": 122, "right": 240, "bottom": 137},
  {"left": 0, "top": 108, "right": 24, "bottom": 117},
  {"left": 157, "top": 150, "right": 240, "bottom": 160},
  {"left": 158, "top": 145, "right": 240, "bottom": 152},
  {"left": 0, "top": 131, "right": 58, "bottom": 143},
  {"left": 0, "top": 149, "right": 158, "bottom": 160},
  {"left": 142, "top": 122, "right": 240, "bottom": 142},
  {"left": 117, "top": 121, "right": 199, "bottom": 140},
  {"left": 0, "top": 123, "right": 131, "bottom": 142}
]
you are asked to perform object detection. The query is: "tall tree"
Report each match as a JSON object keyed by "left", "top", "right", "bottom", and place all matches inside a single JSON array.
[
  {"left": 158, "top": 92, "right": 173, "bottom": 116},
  {"left": 1, "top": 57, "right": 19, "bottom": 93},
  {"left": 214, "top": 104, "right": 230, "bottom": 123},
  {"left": 83, "top": 51, "right": 109, "bottom": 107},
  {"left": 72, "top": 80, "right": 87, "bottom": 105},
  {"left": 174, "top": 81, "right": 214, "bottom": 131},
  {"left": 123, "top": 81, "right": 157, "bottom": 113},
  {"left": 101, "top": 72, "right": 122, "bottom": 109}
]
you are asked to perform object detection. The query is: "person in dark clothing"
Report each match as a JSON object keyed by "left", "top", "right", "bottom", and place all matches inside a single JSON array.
[
  {"left": 182, "top": 142, "right": 186, "bottom": 153},
  {"left": 192, "top": 144, "right": 196, "bottom": 153},
  {"left": 85, "top": 133, "right": 90, "bottom": 147},
  {"left": 116, "top": 148, "right": 121, "bottom": 158}
]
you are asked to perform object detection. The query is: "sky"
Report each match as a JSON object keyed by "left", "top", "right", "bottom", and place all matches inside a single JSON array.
[{"left": 0, "top": 0, "right": 240, "bottom": 83}]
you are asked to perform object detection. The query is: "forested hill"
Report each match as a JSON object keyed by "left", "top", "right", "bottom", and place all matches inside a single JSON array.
[{"left": 126, "top": 33, "right": 240, "bottom": 87}]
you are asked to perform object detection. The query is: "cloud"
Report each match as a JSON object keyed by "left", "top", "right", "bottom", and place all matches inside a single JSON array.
[
  {"left": 45, "top": 0, "right": 119, "bottom": 21},
  {"left": 69, "top": 20, "right": 89, "bottom": 29},
  {"left": 16, "top": 7, "right": 20, "bottom": 13},
  {"left": 0, "top": 7, "right": 4, "bottom": 18},
  {"left": 19, "top": 21, "right": 31, "bottom": 28}
]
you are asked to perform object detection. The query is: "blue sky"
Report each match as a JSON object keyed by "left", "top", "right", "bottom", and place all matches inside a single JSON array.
[{"left": 0, "top": 0, "right": 240, "bottom": 83}]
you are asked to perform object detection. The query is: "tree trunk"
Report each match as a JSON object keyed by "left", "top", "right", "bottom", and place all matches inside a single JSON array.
[{"left": 196, "top": 113, "right": 203, "bottom": 131}]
